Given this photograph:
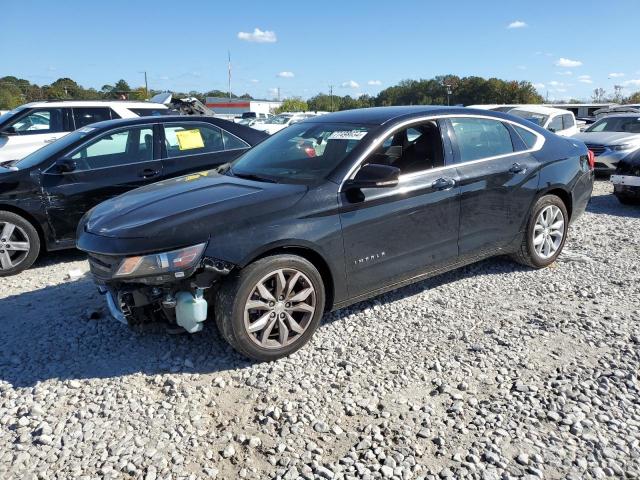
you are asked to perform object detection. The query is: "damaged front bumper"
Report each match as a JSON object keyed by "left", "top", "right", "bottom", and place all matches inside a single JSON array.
[{"left": 90, "top": 254, "right": 235, "bottom": 332}]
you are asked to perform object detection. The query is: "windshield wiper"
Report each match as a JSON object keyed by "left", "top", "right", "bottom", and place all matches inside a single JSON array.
[{"left": 230, "top": 170, "right": 278, "bottom": 183}]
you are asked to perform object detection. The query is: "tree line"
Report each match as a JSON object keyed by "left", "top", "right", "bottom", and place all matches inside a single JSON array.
[{"left": 2, "top": 74, "right": 639, "bottom": 112}]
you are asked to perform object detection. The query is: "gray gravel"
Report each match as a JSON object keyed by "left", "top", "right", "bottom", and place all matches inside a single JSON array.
[{"left": 1, "top": 180, "right": 639, "bottom": 479}]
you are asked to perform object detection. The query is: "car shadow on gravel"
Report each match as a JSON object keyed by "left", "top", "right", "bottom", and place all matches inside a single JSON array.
[
  {"left": 586, "top": 192, "right": 640, "bottom": 218},
  {"left": 0, "top": 257, "right": 531, "bottom": 388},
  {"left": 0, "top": 274, "right": 253, "bottom": 388},
  {"left": 325, "top": 256, "right": 530, "bottom": 324},
  {"left": 32, "top": 248, "right": 87, "bottom": 268}
]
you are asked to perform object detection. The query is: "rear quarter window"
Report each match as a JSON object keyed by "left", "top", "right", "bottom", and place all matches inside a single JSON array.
[{"left": 513, "top": 125, "right": 538, "bottom": 149}]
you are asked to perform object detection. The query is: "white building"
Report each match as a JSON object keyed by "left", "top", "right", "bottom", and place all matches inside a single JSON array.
[{"left": 205, "top": 97, "right": 283, "bottom": 119}]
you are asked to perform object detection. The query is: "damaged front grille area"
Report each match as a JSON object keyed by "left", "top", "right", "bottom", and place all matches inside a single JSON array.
[{"left": 87, "top": 253, "right": 121, "bottom": 279}]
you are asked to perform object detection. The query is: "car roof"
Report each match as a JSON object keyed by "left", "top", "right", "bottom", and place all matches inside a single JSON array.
[
  {"left": 509, "top": 105, "right": 572, "bottom": 115},
  {"left": 302, "top": 105, "right": 495, "bottom": 125},
  {"left": 596, "top": 113, "right": 640, "bottom": 119},
  {"left": 20, "top": 100, "right": 167, "bottom": 109}
]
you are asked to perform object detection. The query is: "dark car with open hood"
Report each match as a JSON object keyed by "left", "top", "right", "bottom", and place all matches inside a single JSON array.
[
  {"left": 0, "top": 115, "right": 267, "bottom": 275},
  {"left": 611, "top": 148, "right": 640, "bottom": 204},
  {"left": 77, "top": 106, "right": 594, "bottom": 361}
]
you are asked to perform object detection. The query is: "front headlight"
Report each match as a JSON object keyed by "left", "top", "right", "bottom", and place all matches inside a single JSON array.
[
  {"left": 114, "top": 243, "right": 206, "bottom": 278},
  {"left": 610, "top": 143, "right": 638, "bottom": 151}
]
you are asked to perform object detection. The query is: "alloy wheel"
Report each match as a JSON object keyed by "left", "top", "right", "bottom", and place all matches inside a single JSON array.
[
  {"left": 0, "top": 222, "right": 31, "bottom": 271},
  {"left": 243, "top": 268, "right": 317, "bottom": 349},
  {"left": 532, "top": 205, "right": 564, "bottom": 260}
]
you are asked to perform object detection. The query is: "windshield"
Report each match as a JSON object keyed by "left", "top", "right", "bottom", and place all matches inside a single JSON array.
[
  {"left": 265, "top": 114, "right": 293, "bottom": 125},
  {"left": 230, "top": 122, "right": 371, "bottom": 183},
  {"left": 586, "top": 116, "right": 640, "bottom": 133},
  {"left": 509, "top": 109, "right": 549, "bottom": 127},
  {"left": 13, "top": 127, "right": 96, "bottom": 169}
]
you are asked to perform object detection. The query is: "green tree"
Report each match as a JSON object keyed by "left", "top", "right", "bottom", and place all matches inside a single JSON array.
[
  {"left": 627, "top": 91, "right": 640, "bottom": 104},
  {"left": 276, "top": 97, "right": 308, "bottom": 113}
]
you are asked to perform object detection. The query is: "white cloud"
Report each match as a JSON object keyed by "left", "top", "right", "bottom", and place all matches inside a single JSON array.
[
  {"left": 507, "top": 20, "right": 527, "bottom": 29},
  {"left": 623, "top": 79, "right": 640, "bottom": 86},
  {"left": 341, "top": 80, "right": 360, "bottom": 88},
  {"left": 276, "top": 71, "right": 294, "bottom": 78},
  {"left": 555, "top": 57, "right": 582, "bottom": 68},
  {"left": 367, "top": 80, "right": 382, "bottom": 86},
  {"left": 237, "top": 28, "right": 277, "bottom": 43},
  {"left": 548, "top": 81, "right": 563, "bottom": 87},
  {"left": 556, "top": 70, "right": 573, "bottom": 76},
  {"left": 555, "top": 88, "right": 567, "bottom": 93},
  {"left": 250, "top": 79, "right": 259, "bottom": 83},
  {"left": 516, "top": 65, "right": 527, "bottom": 70},
  {"left": 533, "top": 83, "right": 545, "bottom": 89},
  {"left": 578, "top": 75, "right": 593, "bottom": 84},
  {"left": 608, "top": 72, "right": 625, "bottom": 78}
]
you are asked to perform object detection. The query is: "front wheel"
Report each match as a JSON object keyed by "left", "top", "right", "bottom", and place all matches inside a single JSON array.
[
  {"left": 0, "top": 211, "right": 41, "bottom": 277},
  {"left": 512, "top": 195, "right": 569, "bottom": 269},
  {"left": 215, "top": 254, "right": 326, "bottom": 361}
]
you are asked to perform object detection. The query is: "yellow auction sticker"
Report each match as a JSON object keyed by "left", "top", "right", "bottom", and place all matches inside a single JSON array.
[{"left": 175, "top": 129, "right": 204, "bottom": 150}]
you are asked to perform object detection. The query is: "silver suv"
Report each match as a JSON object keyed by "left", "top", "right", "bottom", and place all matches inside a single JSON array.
[{"left": 572, "top": 114, "right": 640, "bottom": 173}]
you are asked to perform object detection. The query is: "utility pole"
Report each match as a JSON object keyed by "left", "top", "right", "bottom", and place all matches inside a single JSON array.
[
  {"left": 227, "top": 51, "right": 232, "bottom": 100},
  {"left": 277, "top": 87, "right": 281, "bottom": 101},
  {"left": 143, "top": 71, "right": 148, "bottom": 98},
  {"left": 329, "top": 84, "right": 334, "bottom": 111}
]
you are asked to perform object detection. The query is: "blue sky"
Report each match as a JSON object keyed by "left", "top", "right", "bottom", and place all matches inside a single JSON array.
[{"left": 2, "top": 0, "right": 639, "bottom": 102}]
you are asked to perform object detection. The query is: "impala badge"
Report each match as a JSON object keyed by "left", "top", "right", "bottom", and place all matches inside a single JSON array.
[{"left": 354, "top": 251, "right": 386, "bottom": 265}]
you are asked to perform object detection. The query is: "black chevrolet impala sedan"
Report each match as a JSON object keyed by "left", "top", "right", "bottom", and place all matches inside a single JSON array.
[
  {"left": 77, "top": 106, "right": 594, "bottom": 360},
  {"left": 0, "top": 116, "right": 267, "bottom": 275}
]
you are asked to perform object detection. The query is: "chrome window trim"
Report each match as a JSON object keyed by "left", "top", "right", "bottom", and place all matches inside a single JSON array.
[{"left": 339, "top": 113, "right": 545, "bottom": 191}]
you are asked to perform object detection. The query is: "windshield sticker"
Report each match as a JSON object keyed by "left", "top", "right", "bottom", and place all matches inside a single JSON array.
[
  {"left": 328, "top": 130, "right": 368, "bottom": 141},
  {"left": 176, "top": 129, "right": 204, "bottom": 150}
]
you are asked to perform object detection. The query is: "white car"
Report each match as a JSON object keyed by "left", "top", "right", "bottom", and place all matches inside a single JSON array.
[
  {"left": 0, "top": 100, "right": 169, "bottom": 162},
  {"left": 251, "top": 112, "right": 317, "bottom": 135},
  {"left": 507, "top": 106, "right": 578, "bottom": 137}
]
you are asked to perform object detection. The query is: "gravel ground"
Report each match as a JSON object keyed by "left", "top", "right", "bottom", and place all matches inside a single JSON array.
[{"left": 1, "top": 180, "right": 638, "bottom": 480}]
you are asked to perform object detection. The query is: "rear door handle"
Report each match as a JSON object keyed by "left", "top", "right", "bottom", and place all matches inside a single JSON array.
[
  {"left": 432, "top": 177, "right": 456, "bottom": 191},
  {"left": 509, "top": 162, "right": 526, "bottom": 174},
  {"left": 44, "top": 138, "right": 57, "bottom": 144},
  {"left": 139, "top": 168, "right": 159, "bottom": 178}
]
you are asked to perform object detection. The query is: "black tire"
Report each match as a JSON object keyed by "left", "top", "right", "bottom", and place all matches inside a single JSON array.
[
  {"left": 0, "top": 211, "right": 41, "bottom": 277},
  {"left": 214, "top": 254, "right": 326, "bottom": 361},
  {"left": 511, "top": 194, "right": 569, "bottom": 269}
]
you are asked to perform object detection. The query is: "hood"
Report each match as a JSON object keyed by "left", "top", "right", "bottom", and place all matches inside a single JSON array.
[
  {"left": 83, "top": 169, "right": 307, "bottom": 246},
  {"left": 572, "top": 131, "right": 640, "bottom": 146}
]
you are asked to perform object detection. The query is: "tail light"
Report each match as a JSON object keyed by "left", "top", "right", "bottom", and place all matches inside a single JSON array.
[{"left": 587, "top": 150, "right": 595, "bottom": 171}]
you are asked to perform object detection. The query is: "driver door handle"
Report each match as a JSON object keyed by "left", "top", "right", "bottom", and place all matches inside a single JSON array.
[
  {"left": 509, "top": 162, "right": 526, "bottom": 174},
  {"left": 44, "top": 137, "right": 57, "bottom": 144},
  {"left": 139, "top": 168, "right": 159, "bottom": 178},
  {"left": 432, "top": 177, "right": 456, "bottom": 191}
]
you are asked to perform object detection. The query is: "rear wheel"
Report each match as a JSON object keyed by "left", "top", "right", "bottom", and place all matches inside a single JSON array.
[
  {"left": 215, "top": 254, "right": 325, "bottom": 361},
  {"left": 0, "top": 211, "right": 41, "bottom": 276},
  {"left": 512, "top": 195, "right": 568, "bottom": 269}
]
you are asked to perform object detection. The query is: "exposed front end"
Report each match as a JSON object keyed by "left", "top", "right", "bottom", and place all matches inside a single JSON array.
[{"left": 86, "top": 244, "right": 234, "bottom": 332}]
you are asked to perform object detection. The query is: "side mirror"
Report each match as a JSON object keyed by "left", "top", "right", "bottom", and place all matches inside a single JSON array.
[
  {"left": 2, "top": 126, "right": 17, "bottom": 136},
  {"left": 345, "top": 163, "right": 400, "bottom": 190},
  {"left": 548, "top": 126, "right": 557, "bottom": 133},
  {"left": 56, "top": 158, "right": 77, "bottom": 173}
]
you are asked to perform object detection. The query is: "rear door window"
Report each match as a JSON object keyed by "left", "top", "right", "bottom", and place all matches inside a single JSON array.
[
  {"left": 450, "top": 117, "right": 514, "bottom": 162},
  {"left": 70, "top": 127, "right": 154, "bottom": 170},
  {"left": 562, "top": 114, "right": 575, "bottom": 130},
  {"left": 72, "top": 107, "right": 112, "bottom": 128},
  {"left": 163, "top": 123, "right": 225, "bottom": 158},
  {"left": 548, "top": 116, "right": 563, "bottom": 132}
]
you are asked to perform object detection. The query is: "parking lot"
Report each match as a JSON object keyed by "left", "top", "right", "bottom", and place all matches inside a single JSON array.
[{"left": 0, "top": 179, "right": 637, "bottom": 479}]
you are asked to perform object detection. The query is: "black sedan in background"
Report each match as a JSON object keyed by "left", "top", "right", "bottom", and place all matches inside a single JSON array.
[
  {"left": 611, "top": 149, "right": 640, "bottom": 204},
  {"left": 0, "top": 116, "right": 267, "bottom": 275},
  {"left": 78, "top": 106, "right": 594, "bottom": 361}
]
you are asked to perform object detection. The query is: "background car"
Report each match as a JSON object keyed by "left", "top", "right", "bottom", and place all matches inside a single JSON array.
[
  {"left": 610, "top": 148, "right": 640, "bottom": 204},
  {"left": 0, "top": 100, "right": 170, "bottom": 163},
  {"left": 508, "top": 105, "right": 578, "bottom": 136},
  {"left": 77, "top": 106, "right": 594, "bottom": 361},
  {"left": 0, "top": 116, "right": 267, "bottom": 275},
  {"left": 572, "top": 113, "right": 640, "bottom": 174},
  {"left": 251, "top": 112, "right": 318, "bottom": 135}
]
